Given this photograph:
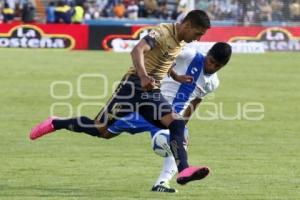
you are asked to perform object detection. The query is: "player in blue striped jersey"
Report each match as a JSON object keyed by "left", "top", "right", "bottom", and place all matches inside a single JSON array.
[{"left": 106, "top": 42, "right": 232, "bottom": 192}]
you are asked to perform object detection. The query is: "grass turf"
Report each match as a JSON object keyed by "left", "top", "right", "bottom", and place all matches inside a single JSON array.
[{"left": 0, "top": 49, "right": 299, "bottom": 200}]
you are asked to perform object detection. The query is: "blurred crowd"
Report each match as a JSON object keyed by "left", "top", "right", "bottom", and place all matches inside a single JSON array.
[
  {"left": 197, "top": 0, "right": 300, "bottom": 24},
  {"left": 0, "top": 0, "right": 86, "bottom": 23},
  {"left": 1, "top": 0, "right": 36, "bottom": 23},
  {"left": 1, "top": 0, "right": 300, "bottom": 24},
  {"left": 82, "top": 0, "right": 189, "bottom": 20}
]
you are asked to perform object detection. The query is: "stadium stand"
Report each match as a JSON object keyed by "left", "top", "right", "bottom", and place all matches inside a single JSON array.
[{"left": 0, "top": 0, "right": 299, "bottom": 25}]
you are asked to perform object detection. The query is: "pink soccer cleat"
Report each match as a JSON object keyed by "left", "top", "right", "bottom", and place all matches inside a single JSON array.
[
  {"left": 29, "top": 117, "right": 58, "bottom": 140},
  {"left": 176, "top": 166, "right": 210, "bottom": 185}
]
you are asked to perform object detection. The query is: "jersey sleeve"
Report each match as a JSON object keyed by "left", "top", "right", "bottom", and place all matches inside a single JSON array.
[
  {"left": 196, "top": 74, "right": 220, "bottom": 99},
  {"left": 206, "top": 76, "right": 220, "bottom": 93},
  {"left": 176, "top": 47, "right": 197, "bottom": 62},
  {"left": 143, "top": 26, "right": 166, "bottom": 50}
]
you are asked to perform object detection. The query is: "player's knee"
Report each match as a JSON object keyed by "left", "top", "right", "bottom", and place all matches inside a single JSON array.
[
  {"left": 93, "top": 122, "right": 116, "bottom": 139},
  {"left": 160, "top": 113, "right": 181, "bottom": 127},
  {"left": 93, "top": 120, "right": 109, "bottom": 138},
  {"left": 169, "top": 119, "right": 185, "bottom": 133},
  {"left": 100, "top": 131, "right": 114, "bottom": 139}
]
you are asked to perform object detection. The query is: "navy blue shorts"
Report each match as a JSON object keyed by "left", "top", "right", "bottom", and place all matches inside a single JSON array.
[{"left": 95, "top": 74, "right": 173, "bottom": 129}]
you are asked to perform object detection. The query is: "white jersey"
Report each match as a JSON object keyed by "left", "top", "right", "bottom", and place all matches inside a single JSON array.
[
  {"left": 107, "top": 47, "right": 219, "bottom": 136},
  {"left": 160, "top": 46, "right": 219, "bottom": 114}
]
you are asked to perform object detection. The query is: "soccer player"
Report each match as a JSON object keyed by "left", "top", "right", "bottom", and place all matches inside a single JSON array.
[
  {"left": 105, "top": 42, "right": 232, "bottom": 192},
  {"left": 30, "top": 10, "right": 212, "bottom": 185}
]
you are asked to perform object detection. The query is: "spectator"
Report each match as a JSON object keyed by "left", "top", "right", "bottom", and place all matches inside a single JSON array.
[
  {"left": 2, "top": 2, "right": 14, "bottom": 23},
  {"left": 113, "top": 2, "right": 125, "bottom": 18},
  {"left": 72, "top": 2, "right": 84, "bottom": 23},
  {"left": 123, "top": 0, "right": 130, "bottom": 7},
  {"left": 245, "top": 0, "right": 257, "bottom": 24},
  {"left": 270, "top": 0, "right": 283, "bottom": 21},
  {"left": 219, "top": 0, "right": 237, "bottom": 20},
  {"left": 290, "top": 0, "right": 300, "bottom": 21},
  {"left": 237, "top": 0, "right": 247, "bottom": 24},
  {"left": 257, "top": 0, "right": 272, "bottom": 22},
  {"left": 21, "top": 0, "right": 35, "bottom": 23},
  {"left": 127, "top": 0, "right": 139, "bottom": 19},
  {"left": 157, "top": 2, "right": 169, "bottom": 19},
  {"left": 196, "top": 0, "right": 209, "bottom": 10},
  {"left": 102, "top": 0, "right": 120, "bottom": 17},
  {"left": 177, "top": 0, "right": 189, "bottom": 19},
  {"left": 83, "top": 2, "right": 96, "bottom": 19},
  {"left": 95, "top": 0, "right": 108, "bottom": 17},
  {"left": 55, "top": 0, "right": 72, "bottom": 24},
  {"left": 227, "top": 0, "right": 239, "bottom": 20},
  {"left": 282, "top": 0, "right": 291, "bottom": 21},
  {"left": 46, "top": 1, "right": 56, "bottom": 23},
  {"left": 137, "top": 0, "right": 147, "bottom": 17},
  {"left": 0, "top": 2, "right": 2, "bottom": 21},
  {"left": 144, "top": 0, "right": 158, "bottom": 17},
  {"left": 206, "top": 0, "right": 218, "bottom": 20},
  {"left": 6, "top": 0, "right": 17, "bottom": 11}
]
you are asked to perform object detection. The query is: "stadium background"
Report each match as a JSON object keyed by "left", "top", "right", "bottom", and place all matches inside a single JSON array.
[{"left": 0, "top": 0, "right": 299, "bottom": 199}]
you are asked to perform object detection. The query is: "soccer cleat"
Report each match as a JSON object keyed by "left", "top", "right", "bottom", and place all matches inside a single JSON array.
[
  {"left": 151, "top": 181, "right": 178, "bottom": 193},
  {"left": 29, "top": 116, "right": 58, "bottom": 140},
  {"left": 176, "top": 166, "right": 210, "bottom": 185}
]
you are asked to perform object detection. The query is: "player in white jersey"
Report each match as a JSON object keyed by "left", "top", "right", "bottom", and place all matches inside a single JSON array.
[{"left": 106, "top": 42, "right": 232, "bottom": 192}]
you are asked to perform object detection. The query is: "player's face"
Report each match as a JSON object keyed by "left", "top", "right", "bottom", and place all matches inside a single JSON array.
[
  {"left": 183, "top": 23, "right": 207, "bottom": 43},
  {"left": 204, "top": 55, "right": 224, "bottom": 74}
]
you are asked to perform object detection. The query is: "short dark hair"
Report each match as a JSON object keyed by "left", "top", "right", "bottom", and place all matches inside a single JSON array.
[
  {"left": 208, "top": 42, "right": 232, "bottom": 65},
  {"left": 182, "top": 10, "right": 211, "bottom": 29}
]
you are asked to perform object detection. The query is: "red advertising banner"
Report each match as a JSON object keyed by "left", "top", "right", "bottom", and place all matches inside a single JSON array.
[
  {"left": 0, "top": 23, "right": 88, "bottom": 50},
  {"left": 102, "top": 25, "right": 300, "bottom": 52}
]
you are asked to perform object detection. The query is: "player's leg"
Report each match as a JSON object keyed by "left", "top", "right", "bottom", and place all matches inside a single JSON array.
[
  {"left": 138, "top": 92, "right": 190, "bottom": 171},
  {"left": 150, "top": 128, "right": 189, "bottom": 192},
  {"left": 160, "top": 113, "right": 189, "bottom": 170},
  {"left": 138, "top": 90, "right": 209, "bottom": 185},
  {"left": 106, "top": 110, "right": 179, "bottom": 192},
  {"left": 150, "top": 130, "right": 177, "bottom": 193},
  {"left": 160, "top": 113, "right": 209, "bottom": 185},
  {"left": 108, "top": 112, "right": 160, "bottom": 134},
  {"left": 151, "top": 156, "right": 178, "bottom": 193},
  {"left": 107, "top": 112, "right": 178, "bottom": 192},
  {"left": 29, "top": 115, "right": 115, "bottom": 140},
  {"left": 30, "top": 75, "right": 134, "bottom": 140}
]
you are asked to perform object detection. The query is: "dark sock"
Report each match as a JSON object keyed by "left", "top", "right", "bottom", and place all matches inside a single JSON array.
[
  {"left": 168, "top": 119, "right": 189, "bottom": 172},
  {"left": 52, "top": 116, "right": 100, "bottom": 137}
]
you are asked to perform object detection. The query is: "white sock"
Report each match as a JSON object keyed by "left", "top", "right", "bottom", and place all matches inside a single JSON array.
[{"left": 154, "top": 156, "right": 178, "bottom": 186}]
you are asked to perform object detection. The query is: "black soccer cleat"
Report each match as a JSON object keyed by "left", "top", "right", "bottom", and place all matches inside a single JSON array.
[{"left": 151, "top": 181, "right": 178, "bottom": 193}]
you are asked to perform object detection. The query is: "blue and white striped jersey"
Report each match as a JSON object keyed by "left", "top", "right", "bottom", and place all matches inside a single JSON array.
[
  {"left": 108, "top": 46, "right": 220, "bottom": 136},
  {"left": 161, "top": 46, "right": 219, "bottom": 114}
]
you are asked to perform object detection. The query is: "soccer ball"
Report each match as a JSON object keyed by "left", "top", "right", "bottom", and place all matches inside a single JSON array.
[
  {"left": 151, "top": 128, "right": 189, "bottom": 157},
  {"left": 151, "top": 130, "right": 172, "bottom": 157}
]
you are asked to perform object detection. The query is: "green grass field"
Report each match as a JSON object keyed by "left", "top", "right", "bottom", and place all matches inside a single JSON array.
[{"left": 0, "top": 49, "right": 299, "bottom": 200}]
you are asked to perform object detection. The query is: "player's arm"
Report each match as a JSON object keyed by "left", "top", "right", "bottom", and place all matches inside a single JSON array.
[
  {"left": 169, "top": 68, "right": 193, "bottom": 84},
  {"left": 183, "top": 97, "right": 202, "bottom": 124},
  {"left": 168, "top": 47, "right": 197, "bottom": 84},
  {"left": 131, "top": 39, "right": 155, "bottom": 90}
]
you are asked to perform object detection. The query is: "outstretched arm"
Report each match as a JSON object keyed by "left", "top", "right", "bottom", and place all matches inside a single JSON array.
[{"left": 169, "top": 68, "right": 193, "bottom": 84}]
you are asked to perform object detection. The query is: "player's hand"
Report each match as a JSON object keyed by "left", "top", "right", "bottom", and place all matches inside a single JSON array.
[
  {"left": 140, "top": 75, "right": 155, "bottom": 91},
  {"left": 174, "top": 75, "right": 193, "bottom": 84}
]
